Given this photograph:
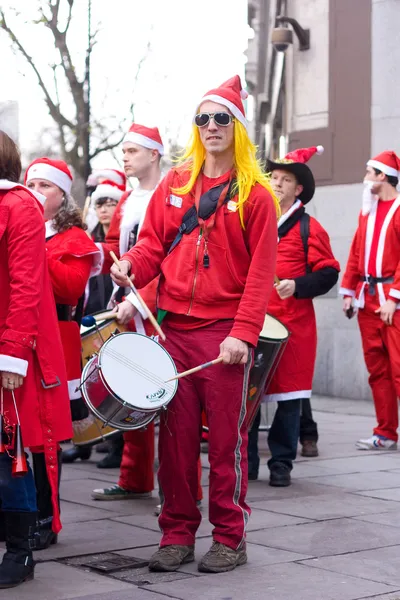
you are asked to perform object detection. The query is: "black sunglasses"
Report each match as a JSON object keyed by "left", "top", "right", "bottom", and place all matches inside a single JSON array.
[{"left": 194, "top": 112, "right": 234, "bottom": 128}]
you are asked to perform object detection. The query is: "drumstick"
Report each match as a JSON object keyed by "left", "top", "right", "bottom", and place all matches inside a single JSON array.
[
  {"left": 93, "top": 310, "right": 115, "bottom": 322},
  {"left": 166, "top": 356, "right": 224, "bottom": 382},
  {"left": 274, "top": 275, "right": 280, "bottom": 286},
  {"left": 109, "top": 251, "right": 166, "bottom": 341}
]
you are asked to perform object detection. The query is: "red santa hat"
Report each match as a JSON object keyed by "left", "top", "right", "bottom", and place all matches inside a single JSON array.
[
  {"left": 367, "top": 151, "right": 400, "bottom": 178},
  {"left": 284, "top": 145, "right": 324, "bottom": 164},
  {"left": 25, "top": 157, "right": 73, "bottom": 195},
  {"left": 89, "top": 169, "right": 126, "bottom": 190},
  {"left": 123, "top": 124, "right": 164, "bottom": 156},
  {"left": 199, "top": 75, "right": 249, "bottom": 130},
  {"left": 91, "top": 180, "right": 124, "bottom": 204}
]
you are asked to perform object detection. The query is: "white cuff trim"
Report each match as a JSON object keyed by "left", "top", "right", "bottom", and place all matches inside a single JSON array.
[
  {"left": 0, "top": 355, "right": 28, "bottom": 377},
  {"left": 68, "top": 379, "right": 81, "bottom": 400},
  {"left": 94, "top": 243, "right": 104, "bottom": 274},
  {"left": 263, "top": 390, "right": 312, "bottom": 402},
  {"left": 339, "top": 287, "right": 356, "bottom": 297},
  {"left": 126, "top": 292, "right": 148, "bottom": 319},
  {"left": 389, "top": 288, "right": 400, "bottom": 300}
]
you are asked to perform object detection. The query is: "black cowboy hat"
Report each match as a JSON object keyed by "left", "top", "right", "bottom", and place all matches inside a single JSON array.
[{"left": 266, "top": 158, "right": 315, "bottom": 205}]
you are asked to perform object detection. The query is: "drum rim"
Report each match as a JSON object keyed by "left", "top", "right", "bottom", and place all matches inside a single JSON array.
[
  {"left": 80, "top": 313, "right": 123, "bottom": 338},
  {"left": 80, "top": 356, "right": 156, "bottom": 430},
  {"left": 260, "top": 314, "right": 290, "bottom": 342},
  {"left": 98, "top": 331, "right": 178, "bottom": 409}
]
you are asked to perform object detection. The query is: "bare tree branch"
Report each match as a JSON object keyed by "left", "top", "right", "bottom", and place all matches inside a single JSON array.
[
  {"left": 0, "top": 8, "right": 74, "bottom": 130},
  {"left": 129, "top": 38, "right": 152, "bottom": 120}
]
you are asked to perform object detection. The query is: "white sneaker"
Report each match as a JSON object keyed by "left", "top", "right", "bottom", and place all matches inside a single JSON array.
[{"left": 356, "top": 435, "right": 397, "bottom": 451}]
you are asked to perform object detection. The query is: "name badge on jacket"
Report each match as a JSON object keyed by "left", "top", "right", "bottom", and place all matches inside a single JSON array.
[{"left": 169, "top": 195, "right": 182, "bottom": 208}]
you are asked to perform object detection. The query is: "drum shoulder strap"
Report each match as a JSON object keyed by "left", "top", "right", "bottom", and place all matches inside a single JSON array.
[{"left": 299, "top": 213, "right": 311, "bottom": 275}]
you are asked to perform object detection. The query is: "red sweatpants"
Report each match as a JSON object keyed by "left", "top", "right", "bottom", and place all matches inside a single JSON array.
[
  {"left": 118, "top": 423, "right": 155, "bottom": 493},
  {"left": 358, "top": 294, "right": 400, "bottom": 442},
  {"left": 159, "top": 321, "right": 251, "bottom": 550},
  {"left": 117, "top": 414, "right": 203, "bottom": 499}
]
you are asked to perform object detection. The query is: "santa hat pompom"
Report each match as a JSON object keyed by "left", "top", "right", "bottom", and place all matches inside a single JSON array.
[
  {"left": 240, "top": 88, "right": 249, "bottom": 100},
  {"left": 316, "top": 145, "right": 324, "bottom": 155}
]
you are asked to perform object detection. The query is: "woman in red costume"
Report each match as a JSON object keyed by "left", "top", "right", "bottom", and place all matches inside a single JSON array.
[
  {"left": 0, "top": 131, "right": 71, "bottom": 588},
  {"left": 25, "top": 157, "right": 100, "bottom": 549}
]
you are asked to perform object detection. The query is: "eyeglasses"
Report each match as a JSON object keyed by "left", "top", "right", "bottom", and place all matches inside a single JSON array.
[
  {"left": 96, "top": 200, "right": 118, "bottom": 208},
  {"left": 194, "top": 112, "right": 234, "bottom": 128}
]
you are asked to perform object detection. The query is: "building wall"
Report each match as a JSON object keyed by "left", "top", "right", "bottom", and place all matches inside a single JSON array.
[
  {"left": 286, "top": 0, "right": 329, "bottom": 132},
  {"left": 247, "top": 0, "right": 400, "bottom": 399},
  {"left": 371, "top": 0, "right": 400, "bottom": 155},
  {"left": 308, "top": 183, "right": 372, "bottom": 400},
  {"left": 285, "top": 0, "right": 373, "bottom": 399}
]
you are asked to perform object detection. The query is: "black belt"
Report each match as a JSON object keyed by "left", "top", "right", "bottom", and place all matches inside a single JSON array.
[
  {"left": 361, "top": 275, "right": 394, "bottom": 295},
  {"left": 56, "top": 304, "right": 73, "bottom": 321}
]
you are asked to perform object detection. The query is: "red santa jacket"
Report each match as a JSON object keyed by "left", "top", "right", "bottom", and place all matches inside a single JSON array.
[
  {"left": 46, "top": 225, "right": 100, "bottom": 398},
  {"left": 266, "top": 203, "right": 340, "bottom": 401},
  {"left": 121, "top": 167, "right": 278, "bottom": 347},
  {"left": 340, "top": 196, "right": 400, "bottom": 308},
  {"left": 0, "top": 184, "right": 71, "bottom": 532}
]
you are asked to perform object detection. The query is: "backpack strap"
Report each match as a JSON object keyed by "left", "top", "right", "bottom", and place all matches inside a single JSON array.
[{"left": 299, "top": 212, "right": 311, "bottom": 274}]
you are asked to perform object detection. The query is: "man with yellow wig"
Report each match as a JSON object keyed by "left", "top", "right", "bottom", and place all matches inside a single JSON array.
[{"left": 111, "top": 75, "right": 279, "bottom": 574}]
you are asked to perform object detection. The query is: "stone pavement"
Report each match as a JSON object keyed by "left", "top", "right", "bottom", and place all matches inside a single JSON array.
[{"left": 2, "top": 395, "right": 400, "bottom": 600}]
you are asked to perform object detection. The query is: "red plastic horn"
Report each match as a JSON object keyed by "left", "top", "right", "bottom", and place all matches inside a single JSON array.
[
  {"left": 0, "top": 414, "right": 6, "bottom": 454},
  {"left": 11, "top": 424, "right": 28, "bottom": 477}
]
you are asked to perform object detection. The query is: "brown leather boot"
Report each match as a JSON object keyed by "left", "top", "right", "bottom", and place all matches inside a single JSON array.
[{"left": 301, "top": 440, "right": 319, "bottom": 457}]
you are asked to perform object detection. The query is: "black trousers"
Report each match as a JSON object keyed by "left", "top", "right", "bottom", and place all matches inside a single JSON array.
[
  {"left": 300, "top": 398, "right": 318, "bottom": 444},
  {"left": 248, "top": 398, "right": 318, "bottom": 475}
]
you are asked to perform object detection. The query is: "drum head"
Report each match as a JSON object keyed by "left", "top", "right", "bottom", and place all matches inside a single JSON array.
[
  {"left": 99, "top": 333, "right": 177, "bottom": 410},
  {"left": 260, "top": 314, "right": 289, "bottom": 342}
]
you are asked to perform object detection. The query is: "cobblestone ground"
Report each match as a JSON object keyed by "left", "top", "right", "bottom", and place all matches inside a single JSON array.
[{"left": 1, "top": 396, "right": 400, "bottom": 600}]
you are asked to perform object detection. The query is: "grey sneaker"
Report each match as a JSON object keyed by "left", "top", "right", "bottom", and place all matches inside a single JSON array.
[
  {"left": 149, "top": 545, "right": 195, "bottom": 572},
  {"left": 198, "top": 541, "right": 247, "bottom": 573},
  {"left": 92, "top": 484, "right": 152, "bottom": 501}
]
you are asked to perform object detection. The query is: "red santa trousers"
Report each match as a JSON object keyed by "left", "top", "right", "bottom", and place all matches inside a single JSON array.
[
  {"left": 358, "top": 294, "right": 400, "bottom": 442},
  {"left": 117, "top": 400, "right": 203, "bottom": 500},
  {"left": 118, "top": 423, "right": 155, "bottom": 493},
  {"left": 158, "top": 321, "right": 251, "bottom": 550}
]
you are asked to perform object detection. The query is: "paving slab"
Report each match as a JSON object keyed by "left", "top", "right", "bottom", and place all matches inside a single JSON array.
[
  {"left": 352, "top": 509, "right": 400, "bottom": 528},
  {"left": 33, "top": 519, "right": 161, "bottom": 560},
  {"left": 251, "top": 491, "right": 400, "bottom": 519},
  {"left": 246, "top": 478, "right": 343, "bottom": 501},
  {"left": 68, "top": 591, "right": 183, "bottom": 600},
  {"left": 246, "top": 518, "right": 400, "bottom": 557},
  {"left": 147, "top": 562, "right": 398, "bottom": 600},
  {"left": 115, "top": 536, "right": 312, "bottom": 572},
  {"left": 0, "top": 561, "right": 133, "bottom": 600},
  {"left": 60, "top": 476, "right": 159, "bottom": 515},
  {"left": 355, "top": 488, "right": 400, "bottom": 502},
  {"left": 300, "top": 545, "right": 400, "bottom": 587},
  {"left": 59, "top": 500, "right": 117, "bottom": 524},
  {"left": 299, "top": 455, "right": 400, "bottom": 474},
  {"left": 112, "top": 507, "right": 311, "bottom": 536},
  {"left": 300, "top": 471, "right": 400, "bottom": 492}
]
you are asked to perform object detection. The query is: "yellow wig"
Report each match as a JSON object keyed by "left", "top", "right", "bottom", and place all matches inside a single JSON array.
[{"left": 172, "top": 121, "right": 280, "bottom": 227}]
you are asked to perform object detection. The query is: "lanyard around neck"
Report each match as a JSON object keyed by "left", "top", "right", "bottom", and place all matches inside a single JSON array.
[{"left": 194, "top": 172, "right": 232, "bottom": 240}]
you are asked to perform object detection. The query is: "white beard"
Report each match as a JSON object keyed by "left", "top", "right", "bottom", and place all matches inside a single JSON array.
[{"left": 362, "top": 181, "right": 378, "bottom": 216}]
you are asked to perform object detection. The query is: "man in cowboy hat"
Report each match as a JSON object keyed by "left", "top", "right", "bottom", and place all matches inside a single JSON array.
[{"left": 248, "top": 146, "right": 340, "bottom": 487}]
